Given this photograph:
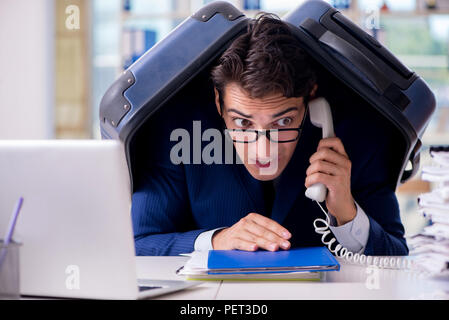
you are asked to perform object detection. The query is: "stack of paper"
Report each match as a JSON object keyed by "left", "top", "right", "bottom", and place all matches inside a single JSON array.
[
  {"left": 176, "top": 247, "right": 339, "bottom": 281},
  {"left": 408, "top": 146, "right": 449, "bottom": 275}
]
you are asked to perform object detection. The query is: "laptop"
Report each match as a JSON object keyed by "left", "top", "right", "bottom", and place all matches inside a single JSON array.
[{"left": 0, "top": 140, "right": 199, "bottom": 299}]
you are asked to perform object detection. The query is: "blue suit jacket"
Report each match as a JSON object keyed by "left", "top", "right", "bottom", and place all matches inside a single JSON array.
[{"left": 131, "top": 94, "right": 409, "bottom": 256}]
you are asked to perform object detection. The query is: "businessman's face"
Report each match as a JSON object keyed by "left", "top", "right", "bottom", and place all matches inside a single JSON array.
[{"left": 215, "top": 83, "right": 307, "bottom": 181}]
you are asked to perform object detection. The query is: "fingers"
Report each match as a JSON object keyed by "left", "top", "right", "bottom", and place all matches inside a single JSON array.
[
  {"left": 247, "top": 213, "right": 291, "bottom": 239},
  {"left": 310, "top": 138, "right": 351, "bottom": 172},
  {"left": 306, "top": 137, "right": 352, "bottom": 190},
  {"left": 212, "top": 213, "right": 292, "bottom": 252},
  {"left": 309, "top": 147, "right": 349, "bottom": 168},
  {"left": 305, "top": 172, "right": 337, "bottom": 189},
  {"left": 306, "top": 159, "right": 341, "bottom": 177},
  {"left": 317, "top": 137, "right": 348, "bottom": 157},
  {"left": 232, "top": 238, "right": 258, "bottom": 251},
  {"left": 238, "top": 232, "right": 282, "bottom": 251},
  {"left": 305, "top": 137, "right": 356, "bottom": 224},
  {"left": 241, "top": 218, "right": 291, "bottom": 251}
]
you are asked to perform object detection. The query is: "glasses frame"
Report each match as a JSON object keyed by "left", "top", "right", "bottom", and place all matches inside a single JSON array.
[{"left": 223, "top": 104, "right": 309, "bottom": 144}]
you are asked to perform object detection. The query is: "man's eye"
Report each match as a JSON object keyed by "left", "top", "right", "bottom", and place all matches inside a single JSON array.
[
  {"left": 276, "top": 117, "right": 292, "bottom": 127},
  {"left": 233, "top": 118, "right": 251, "bottom": 127}
]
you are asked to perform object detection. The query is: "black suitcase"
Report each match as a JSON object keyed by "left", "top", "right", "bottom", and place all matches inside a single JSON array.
[
  {"left": 99, "top": 0, "right": 436, "bottom": 191},
  {"left": 283, "top": 0, "right": 435, "bottom": 186}
]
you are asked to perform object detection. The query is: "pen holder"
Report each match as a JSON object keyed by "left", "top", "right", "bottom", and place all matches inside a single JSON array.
[{"left": 0, "top": 240, "right": 21, "bottom": 299}]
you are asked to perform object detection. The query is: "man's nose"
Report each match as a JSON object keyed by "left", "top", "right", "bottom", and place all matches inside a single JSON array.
[{"left": 253, "top": 132, "right": 272, "bottom": 158}]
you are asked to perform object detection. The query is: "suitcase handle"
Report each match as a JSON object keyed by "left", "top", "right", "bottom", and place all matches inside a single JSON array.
[
  {"left": 400, "top": 139, "right": 422, "bottom": 184},
  {"left": 300, "top": 19, "right": 389, "bottom": 94}
]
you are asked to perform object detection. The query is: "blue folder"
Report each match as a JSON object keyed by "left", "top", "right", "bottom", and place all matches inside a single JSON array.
[{"left": 207, "top": 247, "right": 340, "bottom": 274}]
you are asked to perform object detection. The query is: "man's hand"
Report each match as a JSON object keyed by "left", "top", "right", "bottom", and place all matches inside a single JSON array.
[
  {"left": 212, "top": 213, "right": 292, "bottom": 251},
  {"left": 305, "top": 137, "right": 357, "bottom": 226}
]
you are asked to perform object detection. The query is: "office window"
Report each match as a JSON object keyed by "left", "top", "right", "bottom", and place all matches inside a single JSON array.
[
  {"left": 91, "top": 0, "right": 121, "bottom": 139},
  {"left": 358, "top": 0, "right": 416, "bottom": 11},
  {"left": 378, "top": 13, "right": 449, "bottom": 234},
  {"left": 91, "top": 0, "right": 182, "bottom": 138},
  {"left": 259, "top": 0, "right": 306, "bottom": 13},
  {"left": 381, "top": 15, "right": 449, "bottom": 141}
]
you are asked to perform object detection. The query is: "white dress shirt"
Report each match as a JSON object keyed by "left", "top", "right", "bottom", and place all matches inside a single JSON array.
[{"left": 194, "top": 201, "right": 370, "bottom": 254}]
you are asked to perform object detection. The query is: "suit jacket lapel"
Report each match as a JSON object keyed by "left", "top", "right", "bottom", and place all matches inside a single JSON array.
[{"left": 231, "top": 163, "right": 265, "bottom": 214}]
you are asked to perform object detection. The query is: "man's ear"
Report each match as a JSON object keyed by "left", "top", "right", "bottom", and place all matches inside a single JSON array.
[{"left": 214, "top": 87, "right": 222, "bottom": 116}]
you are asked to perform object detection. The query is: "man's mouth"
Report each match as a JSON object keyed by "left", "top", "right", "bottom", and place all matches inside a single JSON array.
[{"left": 255, "top": 158, "right": 272, "bottom": 168}]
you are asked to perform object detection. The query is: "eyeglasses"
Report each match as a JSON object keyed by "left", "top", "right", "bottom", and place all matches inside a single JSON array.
[
  {"left": 224, "top": 105, "right": 308, "bottom": 143},
  {"left": 225, "top": 127, "right": 302, "bottom": 143}
]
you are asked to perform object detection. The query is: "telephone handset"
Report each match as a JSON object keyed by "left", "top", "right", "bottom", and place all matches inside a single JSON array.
[
  {"left": 305, "top": 98, "right": 335, "bottom": 203},
  {"left": 306, "top": 98, "right": 412, "bottom": 270}
]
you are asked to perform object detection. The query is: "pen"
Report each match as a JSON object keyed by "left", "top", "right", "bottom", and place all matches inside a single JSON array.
[
  {"left": 176, "top": 266, "right": 184, "bottom": 274},
  {"left": 0, "top": 197, "right": 24, "bottom": 269}
]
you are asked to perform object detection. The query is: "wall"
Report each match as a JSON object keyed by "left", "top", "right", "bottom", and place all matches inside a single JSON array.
[{"left": 0, "top": 0, "right": 54, "bottom": 139}]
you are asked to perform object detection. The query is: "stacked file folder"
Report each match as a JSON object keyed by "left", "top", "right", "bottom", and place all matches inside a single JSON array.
[
  {"left": 177, "top": 247, "right": 339, "bottom": 281},
  {"left": 408, "top": 146, "right": 449, "bottom": 275}
]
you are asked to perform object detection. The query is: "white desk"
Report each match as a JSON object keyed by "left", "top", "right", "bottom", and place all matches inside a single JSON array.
[{"left": 136, "top": 256, "right": 449, "bottom": 300}]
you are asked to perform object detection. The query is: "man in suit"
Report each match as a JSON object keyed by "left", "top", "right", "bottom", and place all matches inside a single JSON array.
[{"left": 131, "top": 14, "right": 409, "bottom": 256}]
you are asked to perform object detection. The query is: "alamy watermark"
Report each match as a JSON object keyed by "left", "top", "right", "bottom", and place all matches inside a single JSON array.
[
  {"left": 65, "top": 5, "right": 80, "bottom": 30},
  {"left": 65, "top": 264, "right": 80, "bottom": 290},
  {"left": 363, "top": 5, "right": 380, "bottom": 30},
  {"left": 169, "top": 121, "right": 279, "bottom": 176},
  {"left": 365, "top": 265, "right": 380, "bottom": 290}
]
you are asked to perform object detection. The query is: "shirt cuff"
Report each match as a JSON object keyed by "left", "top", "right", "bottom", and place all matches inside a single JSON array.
[
  {"left": 194, "top": 227, "right": 226, "bottom": 251},
  {"left": 328, "top": 201, "right": 370, "bottom": 254}
]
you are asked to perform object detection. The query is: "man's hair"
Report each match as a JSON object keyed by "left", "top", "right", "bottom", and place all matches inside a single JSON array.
[{"left": 211, "top": 13, "right": 317, "bottom": 106}]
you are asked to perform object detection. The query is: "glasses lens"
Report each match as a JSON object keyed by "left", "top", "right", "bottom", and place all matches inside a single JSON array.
[
  {"left": 270, "top": 130, "right": 299, "bottom": 142},
  {"left": 225, "top": 129, "right": 299, "bottom": 143},
  {"left": 226, "top": 130, "right": 258, "bottom": 143}
]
